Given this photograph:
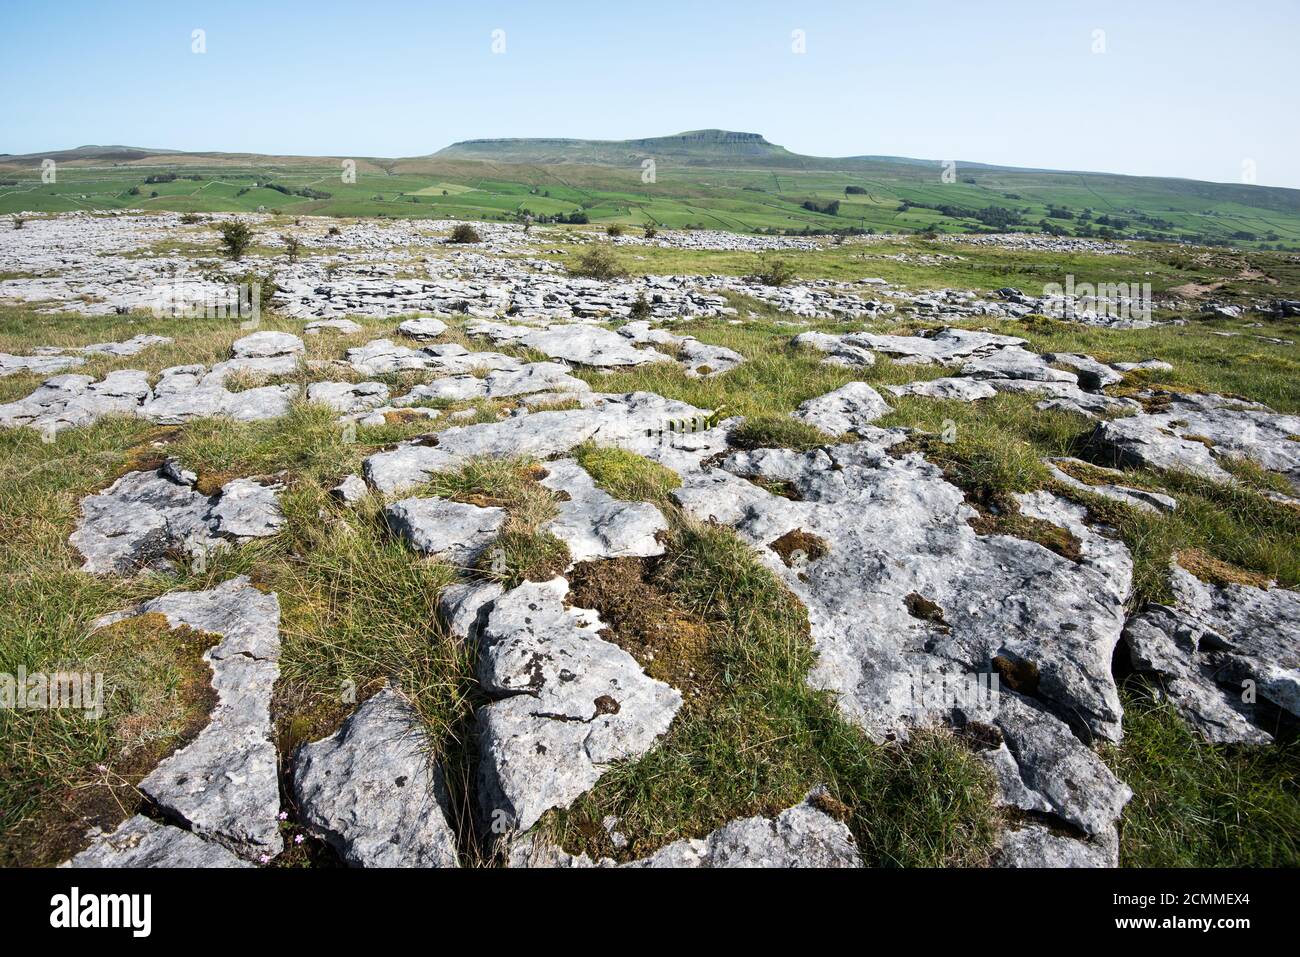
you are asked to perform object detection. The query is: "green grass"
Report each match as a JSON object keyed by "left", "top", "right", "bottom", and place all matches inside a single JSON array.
[
  {"left": 1, "top": 218, "right": 1298, "bottom": 867},
  {"left": 547, "top": 519, "right": 1001, "bottom": 866},
  {"left": 5, "top": 150, "right": 1300, "bottom": 249},
  {"left": 572, "top": 443, "right": 681, "bottom": 508},
  {"left": 1104, "top": 684, "right": 1300, "bottom": 867}
]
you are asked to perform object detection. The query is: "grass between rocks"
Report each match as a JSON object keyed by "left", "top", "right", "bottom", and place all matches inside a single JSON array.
[
  {"left": 1102, "top": 684, "right": 1300, "bottom": 867},
  {"left": 549, "top": 518, "right": 1002, "bottom": 866},
  {"left": 1, "top": 230, "right": 1298, "bottom": 867}
]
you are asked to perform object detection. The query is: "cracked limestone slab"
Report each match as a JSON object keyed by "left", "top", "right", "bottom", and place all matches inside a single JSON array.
[
  {"left": 1089, "top": 392, "right": 1300, "bottom": 492},
  {"left": 476, "top": 579, "right": 682, "bottom": 833},
  {"left": 304, "top": 318, "right": 363, "bottom": 335},
  {"left": 1044, "top": 353, "right": 1124, "bottom": 391},
  {"left": 960, "top": 346, "right": 1080, "bottom": 384},
  {"left": 385, "top": 496, "right": 507, "bottom": 567},
  {"left": 469, "top": 319, "right": 673, "bottom": 368},
  {"left": 803, "top": 327, "right": 1027, "bottom": 367},
  {"left": 994, "top": 823, "right": 1117, "bottom": 868},
  {"left": 625, "top": 790, "right": 861, "bottom": 868},
  {"left": 438, "top": 580, "right": 505, "bottom": 641},
  {"left": 616, "top": 320, "right": 745, "bottom": 378},
  {"left": 62, "top": 814, "right": 253, "bottom": 868},
  {"left": 306, "top": 380, "right": 390, "bottom": 414},
  {"left": 1123, "top": 563, "right": 1300, "bottom": 743},
  {"left": 791, "top": 382, "right": 891, "bottom": 437},
  {"left": 538, "top": 458, "right": 668, "bottom": 563},
  {"left": 886, "top": 377, "right": 999, "bottom": 402},
  {"left": 673, "top": 441, "right": 1134, "bottom": 748},
  {"left": 71, "top": 468, "right": 284, "bottom": 575},
  {"left": 364, "top": 391, "right": 713, "bottom": 494},
  {"left": 0, "top": 369, "right": 152, "bottom": 435},
  {"left": 94, "top": 578, "right": 283, "bottom": 860},
  {"left": 987, "top": 379, "right": 1141, "bottom": 419},
  {"left": 292, "top": 686, "right": 459, "bottom": 868}
]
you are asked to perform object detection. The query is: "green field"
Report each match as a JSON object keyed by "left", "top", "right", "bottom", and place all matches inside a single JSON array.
[{"left": 4, "top": 130, "right": 1300, "bottom": 249}]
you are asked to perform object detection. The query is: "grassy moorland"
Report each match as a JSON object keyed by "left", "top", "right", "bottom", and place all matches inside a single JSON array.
[
  {"left": 0, "top": 231, "right": 1296, "bottom": 867},
  {"left": 4, "top": 130, "right": 1300, "bottom": 249}
]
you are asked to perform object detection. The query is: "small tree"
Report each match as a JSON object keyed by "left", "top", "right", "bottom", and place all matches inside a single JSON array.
[
  {"left": 217, "top": 220, "right": 255, "bottom": 261},
  {"left": 570, "top": 246, "right": 628, "bottom": 280},
  {"left": 606, "top": 224, "right": 624, "bottom": 237},
  {"left": 643, "top": 225, "right": 658, "bottom": 239},
  {"left": 179, "top": 212, "right": 204, "bottom": 225},
  {"left": 449, "top": 223, "right": 482, "bottom": 244},
  {"left": 326, "top": 225, "right": 342, "bottom": 237},
  {"left": 629, "top": 291, "right": 651, "bottom": 320},
  {"left": 281, "top": 234, "right": 302, "bottom": 263},
  {"left": 753, "top": 254, "right": 796, "bottom": 287},
  {"left": 12, "top": 216, "right": 24, "bottom": 230}
]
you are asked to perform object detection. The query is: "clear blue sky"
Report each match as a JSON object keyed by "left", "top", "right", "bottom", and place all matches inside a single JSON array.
[{"left": 3, "top": 0, "right": 1297, "bottom": 187}]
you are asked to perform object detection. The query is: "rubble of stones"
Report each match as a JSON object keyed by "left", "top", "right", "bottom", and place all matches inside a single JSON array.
[{"left": 1, "top": 212, "right": 1191, "bottom": 327}]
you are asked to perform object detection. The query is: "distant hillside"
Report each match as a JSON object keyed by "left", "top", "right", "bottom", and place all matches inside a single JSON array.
[
  {"left": 4, "top": 130, "right": 1299, "bottom": 248},
  {"left": 437, "top": 129, "right": 798, "bottom": 166}
]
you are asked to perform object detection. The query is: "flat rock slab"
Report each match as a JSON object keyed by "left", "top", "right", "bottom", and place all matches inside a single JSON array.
[
  {"left": 438, "top": 580, "right": 505, "bottom": 641},
  {"left": 886, "top": 377, "right": 999, "bottom": 402},
  {"left": 988, "top": 379, "right": 1141, "bottom": 418},
  {"left": 539, "top": 459, "right": 668, "bottom": 563},
  {"left": 995, "top": 824, "right": 1116, "bottom": 868},
  {"left": 62, "top": 814, "right": 252, "bottom": 868},
  {"left": 306, "top": 380, "right": 390, "bottom": 414},
  {"left": 94, "top": 578, "right": 283, "bottom": 860},
  {"left": 293, "top": 686, "right": 459, "bottom": 868},
  {"left": 626, "top": 791, "right": 861, "bottom": 868},
  {"left": 960, "top": 346, "right": 1079, "bottom": 384},
  {"left": 71, "top": 468, "right": 283, "bottom": 575},
  {"left": 1089, "top": 392, "right": 1300, "bottom": 491},
  {"left": 385, "top": 496, "right": 507, "bottom": 567},
  {"left": 470, "top": 319, "right": 673, "bottom": 368},
  {"left": 807, "top": 328, "right": 1026, "bottom": 366},
  {"left": 397, "top": 317, "right": 448, "bottom": 340},
  {"left": 792, "top": 381, "right": 891, "bottom": 437},
  {"left": 304, "top": 318, "right": 363, "bottom": 335},
  {"left": 476, "top": 579, "right": 682, "bottom": 833},
  {"left": 364, "top": 391, "right": 713, "bottom": 494},
  {"left": 1124, "top": 564, "right": 1300, "bottom": 743},
  {"left": 616, "top": 320, "right": 745, "bottom": 378}
]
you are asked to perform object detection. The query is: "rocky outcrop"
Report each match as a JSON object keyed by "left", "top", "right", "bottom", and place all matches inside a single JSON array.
[
  {"left": 71, "top": 467, "right": 283, "bottom": 575},
  {"left": 475, "top": 579, "right": 682, "bottom": 834},
  {"left": 63, "top": 814, "right": 252, "bottom": 868},
  {"left": 292, "top": 687, "right": 459, "bottom": 868},
  {"left": 1123, "top": 564, "right": 1300, "bottom": 743},
  {"left": 385, "top": 497, "right": 507, "bottom": 566},
  {"left": 94, "top": 578, "right": 283, "bottom": 860}
]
